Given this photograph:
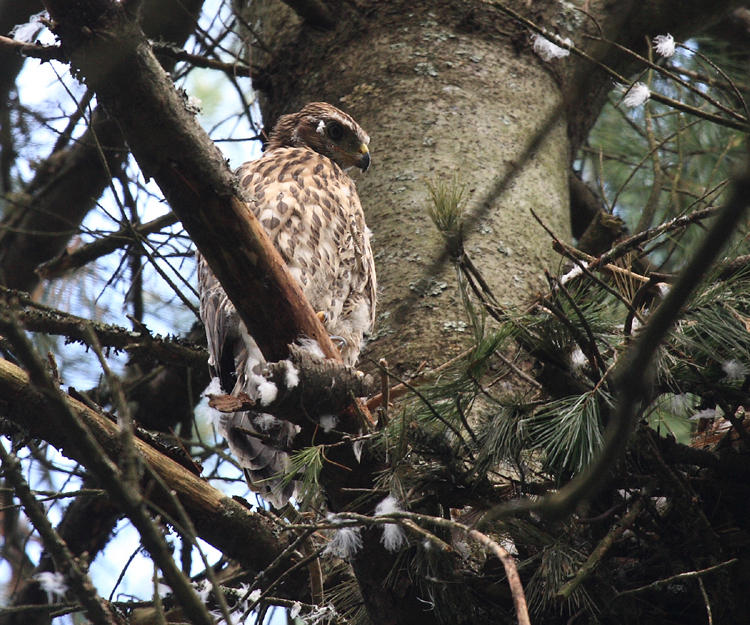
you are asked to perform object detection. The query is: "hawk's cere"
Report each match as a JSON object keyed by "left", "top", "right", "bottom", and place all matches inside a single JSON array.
[{"left": 198, "top": 102, "right": 376, "bottom": 507}]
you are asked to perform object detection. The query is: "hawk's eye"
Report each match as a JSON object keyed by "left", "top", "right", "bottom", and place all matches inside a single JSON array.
[{"left": 326, "top": 122, "right": 344, "bottom": 141}]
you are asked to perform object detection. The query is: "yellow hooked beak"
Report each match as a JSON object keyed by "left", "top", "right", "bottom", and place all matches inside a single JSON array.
[{"left": 357, "top": 143, "right": 370, "bottom": 172}]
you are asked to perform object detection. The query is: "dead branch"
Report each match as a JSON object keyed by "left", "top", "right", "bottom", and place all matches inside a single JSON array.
[
  {"left": 556, "top": 493, "right": 646, "bottom": 600},
  {"left": 0, "top": 285, "right": 206, "bottom": 366},
  {"left": 613, "top": 559, "right": 739, "bottom": 599}
]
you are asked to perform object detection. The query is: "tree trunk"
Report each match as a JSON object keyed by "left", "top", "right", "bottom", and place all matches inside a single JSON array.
[
  {"left": 243, "top": 0, "right": 570, "bottom": 376},
  {"left": 244, "top": 0, "right": 738, "bottom": 375}
]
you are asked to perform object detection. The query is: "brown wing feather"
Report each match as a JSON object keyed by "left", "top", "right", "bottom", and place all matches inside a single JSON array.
[{"left": 237, "top": 146, "right": 375, "bottom": 364}]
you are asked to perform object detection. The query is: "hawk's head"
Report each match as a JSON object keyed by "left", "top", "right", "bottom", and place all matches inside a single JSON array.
[{"left": 267, "top": 102, "right": 370, "bottom": 172}]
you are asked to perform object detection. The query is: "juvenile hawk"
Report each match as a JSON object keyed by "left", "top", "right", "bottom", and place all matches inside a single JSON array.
[{"left": 198, "top": 102, "right": 376, "bottom": 507}]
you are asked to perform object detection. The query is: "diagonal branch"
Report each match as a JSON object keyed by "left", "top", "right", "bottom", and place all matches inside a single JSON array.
[
  {"left": 42, "top": 0, "right": 338, "bottom": 367},
  {"left": 0, "top": 355, "right": 298, "bottom": 581}
]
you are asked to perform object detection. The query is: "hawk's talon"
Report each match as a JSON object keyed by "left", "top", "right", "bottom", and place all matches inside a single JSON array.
[
  {"left": 330, "top": 335, "right": 348, "bottom": 350},
  {"left": 316, "top": 310, "right": 329, "bottom": 324}
]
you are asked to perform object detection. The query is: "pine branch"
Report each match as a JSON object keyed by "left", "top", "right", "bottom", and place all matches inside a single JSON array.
[{"left": 480, "top": 161, "right": 750, "bottom": 526}]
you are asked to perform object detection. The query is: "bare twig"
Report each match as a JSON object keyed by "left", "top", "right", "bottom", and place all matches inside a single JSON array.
[
  {"left": 556, "top": 243, "right": 649, "bottom": 285},
  {"left": 150, "top": 41, "right": 256, "bottom": 78},
  {"left": 614, "top": 559, "right": 738, "bottom": 599},
  {"left": 599, "top": 38, "right": 747, "bottom": 125},
  {"left": 366, "top": 348, "right": 473, "bottom": 411},
  {"left": 533, "top": 209, "right": 646, "bottom": 325},
  {"left": 698, "top": 576, "right": 713, "bottom": 625},
  {"left": 36, "top": 213, "right": 178, "bottom": 279},
  {"left": 80, "top": 324, "right": 139, "bottom": 488},
  {"left": 467, "top": 528, "right": 530, "bottom": 625},
  {"left": 0, "top": 442, "right": 122, "bottom": 625}
]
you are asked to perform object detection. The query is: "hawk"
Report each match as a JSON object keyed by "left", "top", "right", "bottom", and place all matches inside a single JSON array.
[{"left": 198, "top": 102, "right": 376, "bottom": 507}]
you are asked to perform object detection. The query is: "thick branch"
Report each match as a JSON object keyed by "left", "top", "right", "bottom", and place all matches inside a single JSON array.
[{"left": 42, "top": 0, "right": 337, "bottom": 365}]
